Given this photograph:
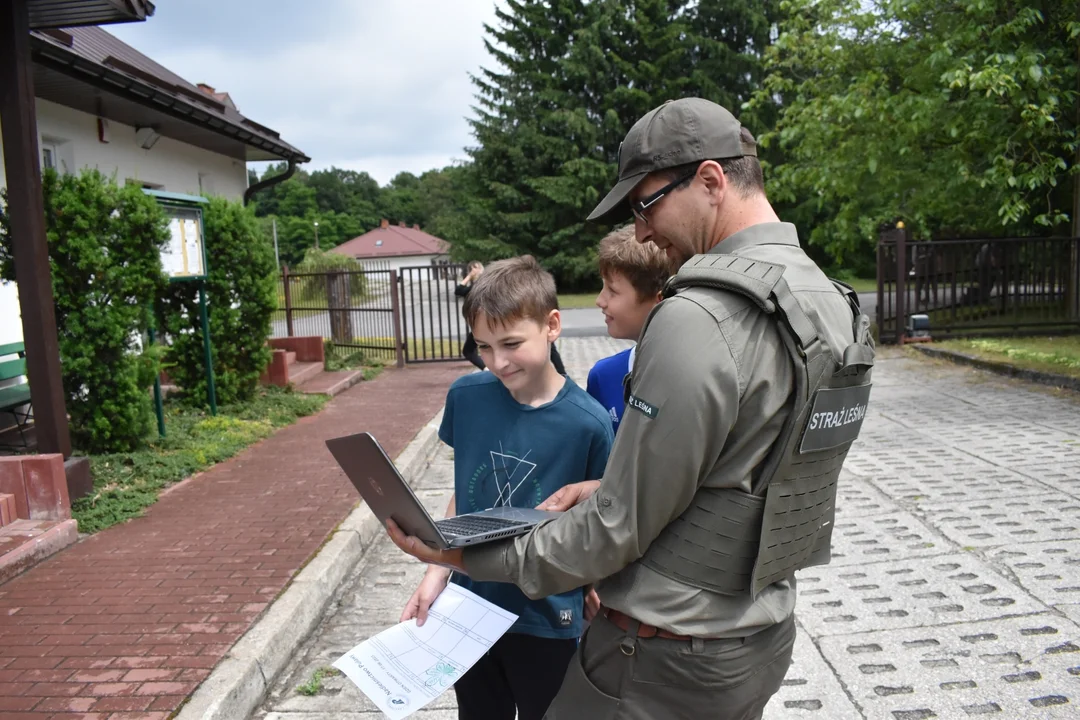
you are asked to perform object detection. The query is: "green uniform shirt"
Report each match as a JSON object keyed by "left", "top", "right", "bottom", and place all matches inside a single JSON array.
[{"left": 463, "top": 222, "right": 858, "bottom": 638}]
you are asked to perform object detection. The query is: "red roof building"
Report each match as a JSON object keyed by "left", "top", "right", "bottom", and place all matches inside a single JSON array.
[{"left": 331, "top": 219, "right": 450, "bottom": 262}]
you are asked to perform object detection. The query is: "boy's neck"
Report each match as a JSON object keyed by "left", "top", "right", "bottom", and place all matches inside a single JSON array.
[{"left": 509, "top": 362, "right": 565, "bottom": 407}]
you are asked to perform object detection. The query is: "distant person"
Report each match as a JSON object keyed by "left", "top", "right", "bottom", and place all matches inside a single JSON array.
[
  {"left": 456, "top": 260, "right": 568, "bottom": 374},
  {"left": 455, "top": 261, "right": 486, "bottom": 370},
  {"left": 586, "top": 225, "right": 671, "bottom": 434},
  {"left": 402, "top": 255, "right": 613, "bottom": 720}
]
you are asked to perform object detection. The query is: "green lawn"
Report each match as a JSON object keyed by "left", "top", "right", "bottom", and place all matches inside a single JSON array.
[
  {"left": 332, "top": 335, "right": 461, "bottom": 361},
  {"left": 843, "top": 277, "right": 877, "bottom": 293},
  {"left": 931, "top": 335, "right": 1080, "bottom": 380},
  {"left": 558, "top": 293, "right": 599, "bottom": 309}
]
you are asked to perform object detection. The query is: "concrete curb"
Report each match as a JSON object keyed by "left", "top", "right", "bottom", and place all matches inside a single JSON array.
[
  {"left": 912, "top": 345, "right": 1080, "bottom": 393},
  {"left": 174, "top": 409, "right": 445, "bottom": 720}
]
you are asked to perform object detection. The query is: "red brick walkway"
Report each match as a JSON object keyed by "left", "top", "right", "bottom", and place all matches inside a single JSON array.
[{"left": 0, "top": 362, "right": 472, "bottom": 719}]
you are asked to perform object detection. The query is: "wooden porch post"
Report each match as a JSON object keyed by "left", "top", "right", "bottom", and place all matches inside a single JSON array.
[{"left": 0, "top": 0, "right": 72, "bottom": 457}]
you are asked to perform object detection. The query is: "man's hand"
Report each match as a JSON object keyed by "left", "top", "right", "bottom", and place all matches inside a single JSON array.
[
  {"left": 401, "top": 567, "right": 451, "bottom": 626},
  {"left": 386, "top": 519, "right": 465, "bottom": 572},
  {"left": 584, "top": 586, "right": 601, "bottom": 622},
  {"left": 538, "top": 480, "right": 601, "bottom": 511}
]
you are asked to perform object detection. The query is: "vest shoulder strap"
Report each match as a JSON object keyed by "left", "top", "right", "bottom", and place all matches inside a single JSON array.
[{"left": 666, "top": 253, "right": 821, "bottom": 355}]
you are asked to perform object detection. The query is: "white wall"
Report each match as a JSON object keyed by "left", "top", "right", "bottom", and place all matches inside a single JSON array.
[
  {"left": 354, "top": 254, "right": 450, "bottom": 274},
  {"left": 0, "top": 98, "right": 253, "bottom": 345}
]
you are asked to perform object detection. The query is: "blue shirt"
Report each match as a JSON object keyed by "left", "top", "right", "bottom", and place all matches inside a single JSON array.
[
  {"left": 439, "top": 372, "right": 613, "bottom": 638},
  {"left": 586, "top": 346, "right": 634, "bottom": 435}
]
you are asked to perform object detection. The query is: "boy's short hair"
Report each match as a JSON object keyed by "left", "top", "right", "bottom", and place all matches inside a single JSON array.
[
  {"left": 462, "top": 255, "right": 558, "bottom": 328},
  {"left": 597, "top": 225, "right": 671, "bottom": 300}
]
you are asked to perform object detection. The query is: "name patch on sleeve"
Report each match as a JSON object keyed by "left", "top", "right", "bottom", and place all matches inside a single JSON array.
[{"left": 627, "top": 394, "right": 659, "bottom": 419}]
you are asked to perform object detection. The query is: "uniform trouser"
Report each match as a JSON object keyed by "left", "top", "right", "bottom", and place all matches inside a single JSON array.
[{"left": 543, "top": 611, "right": 796, "bottom": 720}]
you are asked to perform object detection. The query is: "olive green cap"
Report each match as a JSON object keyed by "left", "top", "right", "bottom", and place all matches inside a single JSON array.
[{"left": 588, "top": 98, "right": 756, "bottom": 223}]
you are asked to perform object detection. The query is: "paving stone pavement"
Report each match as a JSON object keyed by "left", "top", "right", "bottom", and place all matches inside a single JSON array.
[{"left": 254, "top": 341, "right": 1080, "bottom": 720}]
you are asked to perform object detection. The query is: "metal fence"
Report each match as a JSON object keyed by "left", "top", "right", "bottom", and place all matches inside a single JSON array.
[
  {"left": 877, "top": 229, "right": 1080, "bottom": 343},
  {"left": 398, "top": 263, "right": 470, "bottom": 362},
  {"left": 272, "top": 267, "right": 404, "bottom": 366},
  {"left": 271, "top": 263, "right": 474, "bottom": 365}
]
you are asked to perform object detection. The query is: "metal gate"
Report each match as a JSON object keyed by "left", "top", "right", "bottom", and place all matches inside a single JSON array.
[
  {"left": 397, "top": 263, "right": 469, "bottom": 362},
  {"left": 274, "top": 267, "right": 404, "bottom": 366},
  {"left": 877, "top": 227, "right": 1080, "bottom": 343}
]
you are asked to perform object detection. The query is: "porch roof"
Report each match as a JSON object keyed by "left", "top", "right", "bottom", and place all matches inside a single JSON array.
[{"left": 26, "top": 0, "right": 154, "bottom": 30}]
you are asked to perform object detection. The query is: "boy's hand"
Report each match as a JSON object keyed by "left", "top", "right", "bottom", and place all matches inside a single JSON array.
[
  {"left": 401, "top": 567, "right": 452, "bottom": 626},
  {"left": 538, "top": 480, "right": 601, "bottom": 511},
  {"left": 584, "top": 586, "right": 601, "bottom": 621}
]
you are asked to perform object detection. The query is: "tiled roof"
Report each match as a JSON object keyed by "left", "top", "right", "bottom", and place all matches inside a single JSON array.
[
  {"left": 331, "top": 221, "right": 450, "bottom": 259},
  {"left": 29, "top": 25, "right": 308, "bottom": 162}
]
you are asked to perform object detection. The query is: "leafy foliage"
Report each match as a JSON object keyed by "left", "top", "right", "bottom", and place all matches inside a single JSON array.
[
  {"left": 0, "top": 170, "right": 169, "bottom": 453},
  {"left": 751, "top": 0, "right": 1079, "bottom": 266},
  {"left": 293, "top": 247, "right": 369, "bottom": 305},
  {"left": 157, "top": 197, "right": 277, "bottom": 407}
]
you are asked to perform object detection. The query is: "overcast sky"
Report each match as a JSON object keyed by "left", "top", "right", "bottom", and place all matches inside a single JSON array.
[{"left": 108, "top": 0, "right": 503, "bottom": 185}]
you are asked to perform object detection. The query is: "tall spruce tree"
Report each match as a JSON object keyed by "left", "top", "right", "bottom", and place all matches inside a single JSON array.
[{"left": 467, "top": 0, "right": 776, "bottom": 289}]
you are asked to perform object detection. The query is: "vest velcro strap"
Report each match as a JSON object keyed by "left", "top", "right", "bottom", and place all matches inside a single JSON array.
[{"left": 666, "top": 255, "right": 785, "bottom": 312}]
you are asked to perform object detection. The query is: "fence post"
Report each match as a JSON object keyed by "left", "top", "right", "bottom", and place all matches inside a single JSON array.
[
  {"left": 1070, "top": 237, "right": 1080, "bottom": 323},
  {"left": 282, "top": 264, "right": 294, "bottom": 337},
  {"left": 876, "top": 237, "right": 885, "bottom": 342},
  {"left": 389, "top": 270, "right": 406, "bottom": 368},
  {"left": 895, "top": 223, "right": 907, "bottom": 344}
]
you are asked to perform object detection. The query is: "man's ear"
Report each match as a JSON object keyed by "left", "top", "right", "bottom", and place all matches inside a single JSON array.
[{"left": 697, "top": 160, "right": 727, "bottom": 205}]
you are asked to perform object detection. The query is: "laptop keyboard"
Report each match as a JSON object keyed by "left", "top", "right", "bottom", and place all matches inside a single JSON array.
[{"left": 436, "top": 515, "right": 528, "bottom": 537}]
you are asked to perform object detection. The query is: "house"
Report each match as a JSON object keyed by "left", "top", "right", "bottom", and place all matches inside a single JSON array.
[
  {"left": 0, "top": 24, "right": 309, "bottom": 346},
  {"left": 330, "top": 219, "right": 451, "bottom": 273}
]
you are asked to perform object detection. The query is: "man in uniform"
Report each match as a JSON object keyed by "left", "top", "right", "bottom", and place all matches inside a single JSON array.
[{"left": 387, "top": 97, "right": 874, "bottom": 719}]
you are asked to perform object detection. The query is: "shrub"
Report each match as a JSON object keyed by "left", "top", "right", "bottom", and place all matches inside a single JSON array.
[
  {"left": 0, "top": 169, "right": 169, "bottom": 453},
  {"left": 157, "top": 197, "right": 277, "bottom": 406},
  {"left": 293, "top": 247, "right": 368, "bottom": 305}
]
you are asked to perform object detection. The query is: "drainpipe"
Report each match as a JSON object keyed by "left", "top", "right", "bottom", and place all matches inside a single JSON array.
[{"left": 243, "top": 158, "right": 297, "bottom": 206}]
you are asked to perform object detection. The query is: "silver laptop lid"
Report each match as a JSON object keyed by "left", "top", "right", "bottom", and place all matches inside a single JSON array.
[{"left": 324, "top": 432, "right": 450, "bottom": 549}]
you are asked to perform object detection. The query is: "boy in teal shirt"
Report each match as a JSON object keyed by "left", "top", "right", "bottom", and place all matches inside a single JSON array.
[{"left": 400, "top": 255, "right": 612, "bottom": 720}]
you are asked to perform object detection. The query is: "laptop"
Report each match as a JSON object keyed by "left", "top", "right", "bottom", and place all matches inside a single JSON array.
[{"left": 325, "top": 431, "right": 558, "bottom": 549}]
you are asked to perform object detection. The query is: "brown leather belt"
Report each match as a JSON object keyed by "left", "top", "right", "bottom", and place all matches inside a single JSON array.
[{"left": 601, "top": 606, "right": 692, "bottom": 641}]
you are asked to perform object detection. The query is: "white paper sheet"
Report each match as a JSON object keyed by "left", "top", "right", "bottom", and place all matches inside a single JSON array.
[{"left": 333, "top": 582, "right": 518, "bottom": 719}]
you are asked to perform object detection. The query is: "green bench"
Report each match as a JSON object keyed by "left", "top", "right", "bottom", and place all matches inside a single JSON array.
[{"left": 0, "top": 342, "right": 32, "bottom": 448}]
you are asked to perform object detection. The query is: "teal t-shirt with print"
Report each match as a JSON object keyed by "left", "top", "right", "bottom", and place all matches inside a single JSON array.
[{"left": 439, "top": 372, "right": 613, "bottom": 639}]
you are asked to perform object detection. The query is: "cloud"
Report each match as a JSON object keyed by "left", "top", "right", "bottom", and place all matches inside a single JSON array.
[{"left": 108, "top": 0, "right": 503, "bottom": 184}]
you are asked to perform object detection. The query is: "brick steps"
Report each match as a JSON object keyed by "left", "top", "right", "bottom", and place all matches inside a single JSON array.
[
  {"left": 0, "top": 454, "right": 76, "bottom": 583},
  {"left": 0, "top": 493, "right": 15, "bottom": 527},
  {"left": 295, "top": 368, "right": 364, "bottom": 397},
  {"left": 288, "top": 360, "right": 323, "bottom": 387},
  {"left": 0, "top": 518, "right": 79, "bottom": 584}
]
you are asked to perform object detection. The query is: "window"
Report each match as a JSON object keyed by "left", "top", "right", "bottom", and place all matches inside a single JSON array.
[
  {"left": 125, "top": 178, "right": 164, "bottom": 190},
  {"left": 41, "top": 144, "right": 57, "bottom": 170},
  {"left": 375, "top": 240, "right": 383, "bottom": 246},
  {"left": 40, "top": 136, "right": 71, "bottom": 174}
]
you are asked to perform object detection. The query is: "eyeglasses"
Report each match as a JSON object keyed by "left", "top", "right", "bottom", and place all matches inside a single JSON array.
[{"left": 629, "top": 168, "right": 698, "bottom": 225}]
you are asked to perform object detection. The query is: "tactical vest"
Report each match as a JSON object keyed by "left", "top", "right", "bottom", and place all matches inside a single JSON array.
[{"left": 632, "top": 253, "right": 875, "bottom": 600}]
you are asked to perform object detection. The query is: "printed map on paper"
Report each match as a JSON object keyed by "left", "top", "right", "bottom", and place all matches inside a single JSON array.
[{"left": 334, "top": 582, "right": 518, "bottom": 719}]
